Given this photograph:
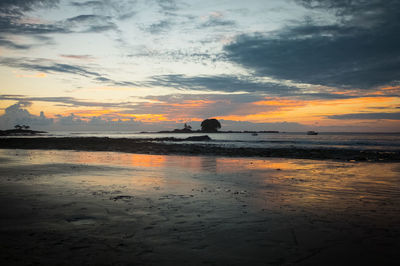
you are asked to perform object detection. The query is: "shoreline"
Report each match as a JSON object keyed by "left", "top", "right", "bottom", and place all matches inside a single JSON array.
[{"left": 1, "top": 137, "right": 399, "bottom": 162}]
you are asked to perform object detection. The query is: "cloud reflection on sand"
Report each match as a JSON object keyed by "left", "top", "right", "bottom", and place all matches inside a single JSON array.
[{"left": 2, "top": 149, "right": 399, "bottom": 218}]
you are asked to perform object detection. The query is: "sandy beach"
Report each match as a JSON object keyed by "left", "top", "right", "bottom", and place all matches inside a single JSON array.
[{"left": 1, "top": 149, "right": 399, "bottom": 265}]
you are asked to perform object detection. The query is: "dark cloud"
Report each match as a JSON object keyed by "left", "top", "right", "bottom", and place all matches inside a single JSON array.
[
  {"left": 0, "top": 95, "right": 137, "bottom": 109},
  {"left": 156, "top": 0, "right": 178, "bottom": 12},
  {"left": 70, "top": 1, "right": 104, "bottom": 8},
  {"left": 66, "top": 14, "right": 101, "bottom": 23},
  {"left": 293, "top": 92, "right": 359, "bottom": 100},
  {"left": 0, "top": 57, "right": 138, "bottom": 87},
  {"left": 0, "top": 1, "right": 67, "bottom": 37},
  {"left": 0, "top": 0, "right": 59, "bottom": 17},
  {"left": 143, "top": 93, "right": 264, "bottom": 104},
  {"left": 94, "top": 77, "right": 138, "bottom": 87},
  {"left": 145, "top": 19, "right": 172, "bottom": 34},
  {"left": 0, "top": 1, "right": 119, "bottom": 43},
  {"left": 145, "top": 74, "right": 396, "bottom": 100},
  {"left": 128, "top": 49, "right": 225, "bottom": 65},
  {"left": 64, "top": 14, "right": 117, "bottom": 33},
  {"left": 0, "top": 36, "right": 31, "bottom": 49},
  {"left": 200, "top": 16, "right": 236, "bottom": 28},
  {"left": 130, "top": 93, "right": 272, "bottom": 119},
  {"left": 224, "top": 0, "right": 400, "bottom": 89},
  {"left": 327, "top": 112, "right": 400, "bottom": 120},
  {"left": 0, "top": 16, "right": 70, "bottom": 35},
  {"left": 70, "top": 0, "right": 137, "bottom": 20},
  {"left": 59, "top": 54, "right": 95, "bottom": 60},
  {"left": 295, "top": 0, "right": 394, "bottom": 23},
  {"left": 146, "top": 74, "right": 297, "bottom": 94},
  {"left": 84, "top": 24, "right": 117, "bottom": 32},
  {"left": 0, "top": 57, "right": 101, "bottom": 77}
]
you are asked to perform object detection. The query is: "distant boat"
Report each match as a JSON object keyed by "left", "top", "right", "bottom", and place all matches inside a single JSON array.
[
  {"left": 307, "top": 131, "right": 318, "bottom": 135},
  {"left": 251, "top": 133, "right": 258, "bottom": 136}
]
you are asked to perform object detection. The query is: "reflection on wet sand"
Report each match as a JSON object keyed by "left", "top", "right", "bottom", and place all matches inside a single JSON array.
[
  {"left": 1, "top": 149, "right": 399, "bottom": 265},
  {"left": 3, "top": 149, "right": 399, "bottom": 218}
]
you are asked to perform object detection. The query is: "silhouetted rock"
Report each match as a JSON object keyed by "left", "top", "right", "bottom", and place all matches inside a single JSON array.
[
  {"left": 149, "top": 135, "right": 211, "bottom": 142},
  {"left": 0, "top": 129, "right": 47, "bottom": 136},
  {"left": 185, "top": 135, "right": 211, "bottom": 141}
]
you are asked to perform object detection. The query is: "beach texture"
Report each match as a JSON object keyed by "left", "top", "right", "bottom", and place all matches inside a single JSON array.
[{"left": 1, "top": 149, "right": 399, "bottom": 265}]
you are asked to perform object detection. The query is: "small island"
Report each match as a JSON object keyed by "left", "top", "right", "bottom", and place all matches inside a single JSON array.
[
  {"left": 0, "top": 124, "right": 47, "bottom": 136},
  {"left": 145, "top": 118, "right": 279, "bottom": 134}
]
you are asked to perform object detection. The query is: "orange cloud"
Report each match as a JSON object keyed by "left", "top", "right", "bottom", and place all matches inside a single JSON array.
[
  {"left": 253, "top": 98, "right": 306, "bottom": 107},
  {"left": 215, "top": 96, "right": 400, "bottom": 125},
  {"left": 20, "top": 93, "right": 399, "bottom": 128},
  {"left": 122, "top": 114, "right": 169, "bottom": 122},
  {"left": 169, "top": 100, "right": 216, "bottom": 107}
]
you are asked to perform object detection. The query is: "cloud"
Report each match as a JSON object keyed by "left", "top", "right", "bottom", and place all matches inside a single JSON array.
[
  {"left": 143, "top": 93, "right": 264, "bottom": 104},
  {"left": 70, "top": 0, "right": 137, "bottom": 20},
  {"left": 66, "top": 14, "right": 102, "bottom": 23},
  {"left": 144, "top": 19, "right": 172, "bottom": 34},
  {"left": 70, "top": 1, "right": 104, "bottom": 8},
  {"left": 0, "top": 101, "right": 310, "bottom": 132},
  {"left": 224, "top": 0, "right": 400, "bottom": 89},
  {"left": 0, "top": 16, "right": 70, "bottom": 35},
  {"left": 0, "top": 93, "right": 305, "bottom": 129},
  {"left": 327, "top": 112, "right": 400, "bottom": 120},
  {"left": 0, "top": 57, "right": 138, "bottom": 87},
  {"left": 127, "top": 49, "right": 225, "bottom": 66},
  {"left": 0, "top": 0, "right": 59, "bottom": 17},
  {"left": 146, "top": 74, "right": 298, "bottom": 94},
  {"left": 94, "top": 77, "right": 138, "bottom": 87},
  {"left": 0, "top": 36, "right": 31, "bottom": 49},
  {"left": 0, "top": 57, "right": 100, "bottom": 76},
  {"left": 0, "top": 102, "right": 146, "bottom": 131},
  {"left": 126, "top": 93, "right": 306, "bottom": 121},
  {"left": 295, "top": 0, "right": 394, "bottom": 23},
  {"left": 145, "top": 74, "right": 387, "bottom": 100},
  {"left": 156, "top": 0, "right": 178, "bottom": 12},
  {"left": 200, "top": 14, "right": 236, "bottom": 28},
  {"left": 0, "top": 1, "right": 66, "bottom": 36},
  {"left": 0, "top": 1, "right": 120, "bottom": 46},
  {"left": 0, "top": 101, "right": 53, "bottom": 129},
  {"left": 64, "top": 14, "right": 117, "bottom": 33},
  {"left": 59, "top": 54, "right": 95, "bottom": 60},
  {"left": 0, "top": 95, "right": 137, "bottom": 109}
]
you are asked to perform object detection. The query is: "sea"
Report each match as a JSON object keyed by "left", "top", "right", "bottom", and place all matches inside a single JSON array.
[{"left": 8, "top": 131, "right": 400, "bottom": 151}]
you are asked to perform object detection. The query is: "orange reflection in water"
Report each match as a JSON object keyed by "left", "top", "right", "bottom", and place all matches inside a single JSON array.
[
  {"left": 207, "top": 156, "right": 400, "bottom": 215},
  {"left": 8, "top": 149, "right": 399, "bottom": 216},
  {"left": 209, "top": 157, "right": 306, "bottom": 173},
  {"left": 72, "top": 152, "right": 167, "bottom": 168}
]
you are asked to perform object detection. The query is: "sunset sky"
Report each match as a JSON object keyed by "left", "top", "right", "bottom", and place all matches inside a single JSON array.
[{"left": 0, "top": 0, "right": 399, "bottom": 132}]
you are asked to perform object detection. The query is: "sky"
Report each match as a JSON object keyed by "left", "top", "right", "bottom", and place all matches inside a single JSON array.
[{"left": 0, "top": 0, "right": 399, "bottom": 132}]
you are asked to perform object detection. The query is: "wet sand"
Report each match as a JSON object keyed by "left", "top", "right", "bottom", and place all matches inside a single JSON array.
[{"left": 0, "top": 149, "right": 399, "bottom": 265}]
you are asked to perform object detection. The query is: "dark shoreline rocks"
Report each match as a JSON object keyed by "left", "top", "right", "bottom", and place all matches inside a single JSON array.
[
  {"left": 143, "top": 130, "right": 280, "bottom": 134},
  {"left": 1, "top": 137, "right": 399, "bottom": 162},
  {"left": 142, "top": 135, "right": 211, "bottom": 142}
]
